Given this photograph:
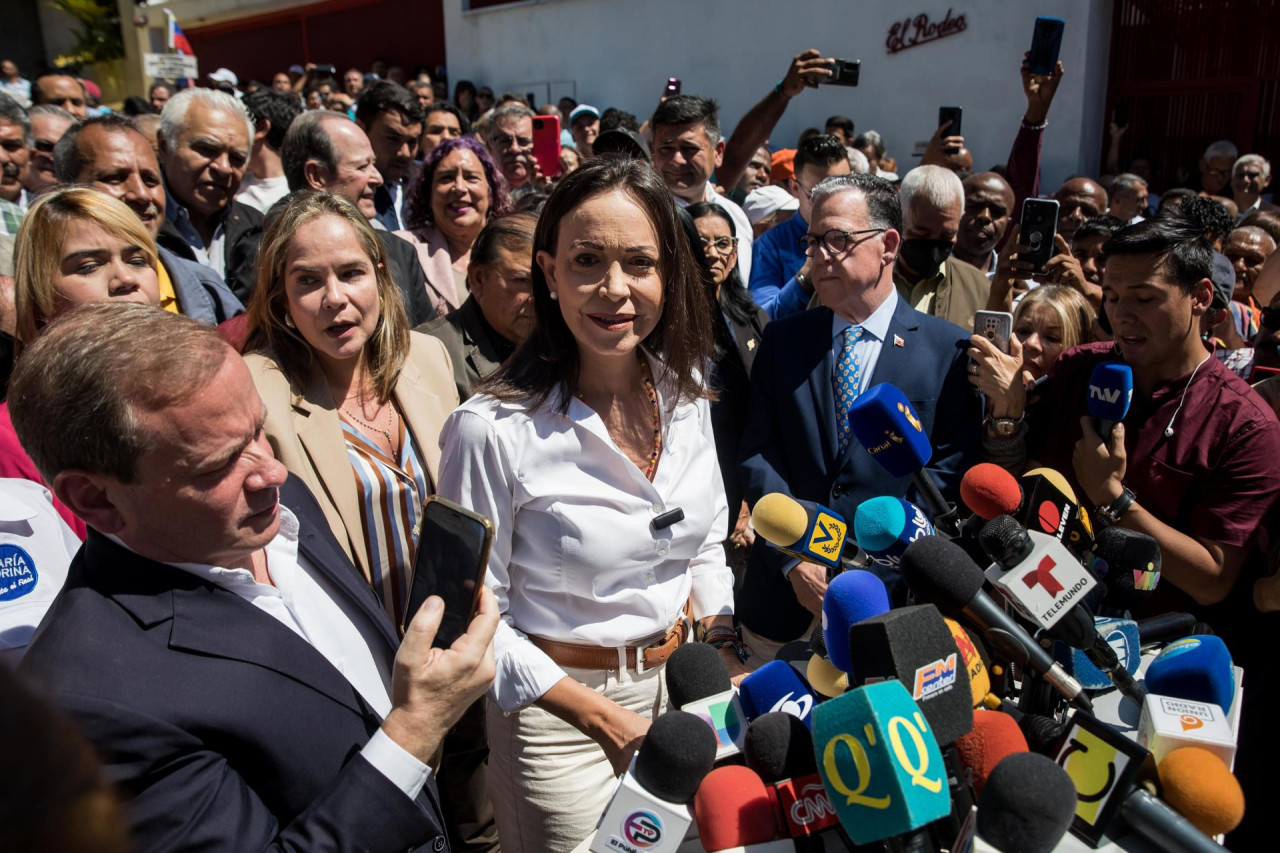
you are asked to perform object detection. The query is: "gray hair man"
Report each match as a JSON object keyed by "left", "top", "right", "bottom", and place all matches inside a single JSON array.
[
  {"left": 0, "top": 93, "right": 30, "bottom": 207},
  {"left": 22, "top": 104, "right": 73, "bottom": 196},
  {"left": 894, "top": 165, "right": 991, "bottom": 329},
  {"left": 1108, "top": 172, "right": 1149, "bottom": 224},
  {"left": 1200, "top": 139, "right": 1239, "bottom": 196},
  {"left": 1232, "top": 154, "right": 1275, "bottom": 218}
]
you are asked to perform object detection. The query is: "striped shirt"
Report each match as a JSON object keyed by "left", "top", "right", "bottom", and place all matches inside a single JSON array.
[{"left": 340, "top": 414, "right": 430, "bottom": 622}]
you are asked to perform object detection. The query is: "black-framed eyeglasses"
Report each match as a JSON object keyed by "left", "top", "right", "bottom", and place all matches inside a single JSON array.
[
  {"left": 491, "top": 133, "right": 533, "bottom": 150},
  {"left": 793, "top": 179, "right": 818, "bottom": 200},
  {"left": 699, "top": 236, "right": 738, "bottom": 254},
  {"left": 799, "top": 227, "right": 886, "bottom": 256}
]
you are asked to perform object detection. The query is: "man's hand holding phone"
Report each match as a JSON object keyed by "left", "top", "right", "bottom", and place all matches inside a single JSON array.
[{"left": 779, "top": 49, "right": 835, "bottom": 97}]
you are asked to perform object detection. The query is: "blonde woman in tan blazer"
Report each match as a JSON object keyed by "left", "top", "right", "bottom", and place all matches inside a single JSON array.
[{"left": 242, "top": 190, "right": 459, "bottom": 618}]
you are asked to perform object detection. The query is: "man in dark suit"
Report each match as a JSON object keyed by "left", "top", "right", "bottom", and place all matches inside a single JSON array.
[
  {"left": 12, "top": 303, "right": 496, "bottom": 852},
  {"left": 737, "top": 173, "right": 981, "bottom": 657}
]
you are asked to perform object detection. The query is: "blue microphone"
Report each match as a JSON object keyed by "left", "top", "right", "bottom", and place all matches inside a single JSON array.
[
  {"left": 821, "top": 569, "right": 890, "bottom": 676},
  {"left": 847, "top": 384, "right": 958, "bottom": 536},
  {"left": 1087, "top": 362, "right": 1133, "bottom": 440},
  {"left": 1145, "top": 635, "right": 1236, "bottom": 713},
  {"left": 737, "top": 660, "right": 818, "bottom": 729},
  {"left": 853, "top": 496, "right": 935, "bottom": 570},
  {"left": 1053, "top": 617, "right": 1141, "bottom": 692}
]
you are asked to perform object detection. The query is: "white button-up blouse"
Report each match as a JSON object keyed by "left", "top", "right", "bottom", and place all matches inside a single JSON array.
[{"left": 437, "top": 358, "right": 734, "bottom": 713}]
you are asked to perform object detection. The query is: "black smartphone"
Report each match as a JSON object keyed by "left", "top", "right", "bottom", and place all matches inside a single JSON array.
[
  {"left": 1113, "top": 101, "right": 1129, "bottom": 129},
  {"left": 665, "top": 77, "right": 681, "bottom": 97},
  {"left": 938, "top": 106, "right": 962, "bottom": 137},
  {"left": 1028, "top": 17, "right": 1065, "bottom": 76},
  {"left": 825, "top": 59, "right": 861, "bottom": 87},
  {"left": 1020, "top": 198, "right": 1060, "bottom": 274},
  {"left": 401, "top": 496, "right": 494, "bottom": 646},
  {"left": 314, "top": 64, "right": 336, "bottom": 77}
]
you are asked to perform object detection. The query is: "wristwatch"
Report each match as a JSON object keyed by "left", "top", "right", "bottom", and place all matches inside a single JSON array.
[
  {"left": 985, "top": 412, "right": 1025, "bottom": 438},
  {"left": 1095, "top": 486, "right": 1136, "bottom": 526}
]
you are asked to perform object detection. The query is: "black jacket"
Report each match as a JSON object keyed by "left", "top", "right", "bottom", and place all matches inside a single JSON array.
[{"left": 157, "top": 199, "right": 264, "bottom": 300}]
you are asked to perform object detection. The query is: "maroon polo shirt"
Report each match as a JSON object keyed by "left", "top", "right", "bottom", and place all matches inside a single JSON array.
[{"left": 1028, "top": 341, "right": 1280, "bottom": 559}]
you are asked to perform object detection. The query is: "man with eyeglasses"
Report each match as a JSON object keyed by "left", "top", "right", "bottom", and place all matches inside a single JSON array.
[
  {"left": 748, "top": 133, "right": 850, "bottom": 320},
  {"left": 30, "top": 71, "right": 87, "bottom": 119},
  {"left": 737, "top": 173, "right": 980, "bottom": 662},
  {"left": 486, "top": 102, "right": 541, "bottom": 191},
  {"left": 1199, "top": 140, "right": 1238, "bottom": 197},
  {"left": 22, "top": 105, "right": 73, "bottom": 197},
  {"left": 1231, "top": 154, "right": 1276, "bottom": 219}
]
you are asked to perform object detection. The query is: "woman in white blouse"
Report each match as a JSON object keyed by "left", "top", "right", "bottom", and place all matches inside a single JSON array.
[{"left": 437, "top": 157, "right": 747, "bottom": 852}]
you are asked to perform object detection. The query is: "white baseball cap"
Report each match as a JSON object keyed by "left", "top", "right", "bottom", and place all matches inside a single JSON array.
[
  {"left": 208, "top": 68, "right": 239, "bottom": 87},
  {"left": 742, "top": 184, "right": 799, "bottom": 225}
]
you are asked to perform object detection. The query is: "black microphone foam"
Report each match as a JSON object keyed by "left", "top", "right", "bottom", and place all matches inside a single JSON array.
[
  {"left": 976, "top": 753, "right": 1077, "bottom": 853},
  {"left": 846, "top": 604, "right": 974, "bottom": 746},
  {"left": 808, "top": 626, "right": 828, "bottom": 660},
  {"left": 1093, "top": 526, "right": 1161, "bottom": 611},
  {"left": 977, "top": 515, "right": 1030, "bottom": 567},
  {"left": 634, "top": 710, "right": 718, "bottom": 802},
  {"left": 666, "top": 642, "right": 731, "bottom": 709},
  {"left": 742, "top": 712, "right": 816, "bottom": 783},
  {"left": 899, "top": 536, "right": 986, "bottom": 615}
]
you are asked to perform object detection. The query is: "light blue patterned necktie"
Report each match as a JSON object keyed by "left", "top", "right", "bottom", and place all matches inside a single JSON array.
[{"left": 834, "top": 325, "right": 864, "bottom": 455}]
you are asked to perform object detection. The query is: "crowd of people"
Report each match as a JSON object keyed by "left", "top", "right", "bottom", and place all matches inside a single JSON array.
[{"left": 0, "top": 44, "right": 1278, "bottom": 853}]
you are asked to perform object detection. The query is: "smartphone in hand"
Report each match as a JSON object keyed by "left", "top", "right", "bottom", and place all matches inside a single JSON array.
[
  {"left": 531, "top": 115, "right": 562, "bottom": 179},
  {"left": 1019, "top": 198, "right": 1060, "bottom": 275},
  {"left": 824, "top": 59, "right": 861, "bottom": 87},
  {"left": 402, "top": 497, "right": 494, "bottom": 647},
  {"left": 974, "top": 310, "right": 1014, "bottom": 354},
  {"left": 1028, "top": 17, "right": 1065, "bottom": 76}
]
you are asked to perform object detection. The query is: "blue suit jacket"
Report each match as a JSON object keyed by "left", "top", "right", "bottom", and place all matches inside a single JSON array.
[
  {"left": 19, "top": 476, "right": 450, "bottom": 852},
  {"left": 158, "top": 247, "right": 244, "bottom": 326},
  {"left": 737, "top": 298, "right": 981, "bottom": 642}
]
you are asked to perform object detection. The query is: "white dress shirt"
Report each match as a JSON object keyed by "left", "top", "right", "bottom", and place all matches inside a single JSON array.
[
  {"left": 0, "top": 479, "right": 80, "bottom": 664},
  {"left": 109, "top": 506, "right": 431, "bottom": 799},
  {"left": 437, "top": 353, "right": 735, "bottom": 713},
  {"left": 235, "top": 173, "right": 290, "bottom": 214},
  {"left": 675, "top": 183, "right": 754, "bottom": 282}
]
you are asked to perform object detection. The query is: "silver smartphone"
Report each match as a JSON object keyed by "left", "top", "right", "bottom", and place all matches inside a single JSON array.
[{"left": 974, "top": 310, "right": 1013, "bottom": 353}]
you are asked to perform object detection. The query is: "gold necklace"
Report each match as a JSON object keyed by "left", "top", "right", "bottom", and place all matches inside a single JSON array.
[{"left": 341, "top": 399, "right": 398, "bottom": 452}]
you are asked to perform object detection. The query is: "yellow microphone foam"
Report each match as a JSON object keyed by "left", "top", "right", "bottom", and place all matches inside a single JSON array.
[
  {"left": 1025, "top": 467, "right": 1078, "bottom": 504},
  {"left": 751, "top": 493, "right": 808, "bottom": 548},
  {"left": 806, "top": 655, "right": 848, "bottom": 698},
  {"left": 1158, "top": 747, "right": 1245, "bottom": 837}
]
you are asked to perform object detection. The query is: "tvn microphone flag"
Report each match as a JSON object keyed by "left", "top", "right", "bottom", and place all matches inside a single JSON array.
[{"left": 1087, "top": 362, "right": 1133, "bottom": 439}]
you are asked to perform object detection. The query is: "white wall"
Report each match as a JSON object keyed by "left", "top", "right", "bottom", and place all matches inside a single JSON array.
[{"left": 444, "top": 0, "right": 1113, "bottom": 192}]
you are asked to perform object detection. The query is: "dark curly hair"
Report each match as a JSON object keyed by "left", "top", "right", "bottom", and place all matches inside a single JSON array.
[{"left": 403, "top": 136, "right": 513, "bottom": 230}]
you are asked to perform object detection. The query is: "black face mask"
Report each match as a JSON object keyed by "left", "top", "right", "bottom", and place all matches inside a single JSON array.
[{"left": 898, "top": 238, "right": 954, "bottom": 276}]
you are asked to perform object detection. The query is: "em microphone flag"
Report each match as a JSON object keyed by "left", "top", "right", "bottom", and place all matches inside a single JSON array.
[
  {"left": 1087, "top": 362, "right": 1133, "bottom": 440},
  {"left": 751, "top": 493, "right": 849, "bottom": 571},
  {"left": 983, "top": 528, "right": 1096, "bottom": 631},
  {"left": 811, "top": 680, "right": 950, "bottom": 844}
]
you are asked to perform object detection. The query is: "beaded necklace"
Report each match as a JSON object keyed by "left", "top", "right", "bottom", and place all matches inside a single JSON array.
[{"left": 577, "top": 356, "right": 662, "bottom": 481}]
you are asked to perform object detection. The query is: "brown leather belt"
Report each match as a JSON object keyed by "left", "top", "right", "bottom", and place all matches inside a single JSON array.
[{"left": 530, "top": 601, "right": 692, "bottom": 672}]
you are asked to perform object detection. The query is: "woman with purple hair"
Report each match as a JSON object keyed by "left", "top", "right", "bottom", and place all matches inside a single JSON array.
[{"left": 396, "top": 136, "right": 513, "bottom": 317}]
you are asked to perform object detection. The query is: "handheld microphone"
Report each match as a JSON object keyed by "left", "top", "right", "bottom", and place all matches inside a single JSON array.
[
  {"left": 1017, "top": 467, "right": 1095, "bottom": 557},
  {"left": 692, "top": 765, "right": 792, "bottom": 852},
  {"left": 738, "top": 661, "right": 817, "bottom": 729},
  {"left": 959, "top": 463, "right": 1023, "bottom": 521},
  {"left": 1053, "top": 616, "right": 1141, "bottom": 692},
  {"left": 1145, "top": 635, "right": 1236, "bottom": 713},
  {"left": 1137, "top": 612, "right": 1198, "bottom": 647},
  {"left": 847, "top": 383, "right": 960, "bottom": 536},
  {"left": 743, "top": 712, "right": 841, "bottom": 846},
  {"left": 976, "top": 752, "right": 1078, "bottom": 853},
  {"left": 945, "top": 617, "right": 992, "bottom": 707},
  {"left": 751, "top": 493, "right": 850, "bottom": 571},
  {"left": 1157, "top": 747, "right": 1245, "bottom": 837},
  {"left": 953, "top": 710, "right": 1029, "bottom": 797},
  {"left": 853, "top": 496, "right": 935, "bottom": 570},
  {"left": 589, "top": 710, "right": 717, "bottom": 853},
  {"left": 899, "top": 536, "right": 1092, "bottom": 711},
  {"left": 811, "top": 680, "right": 951, "bottom": 846},
  {"left": 666, "top": 643, "right": 746, "bottom": 760},
  {"left": 1091, "top": 526, "right": 1162, "bottom": 615},
  {"left": 820, "top": 569, "right": 890, "bottom": 675},
  {"left": 980, "top": 516, "right": 1144, "bottom": 706},
  {"left": 1088, "top": 362, "right": 1134, "bottom": 440}
]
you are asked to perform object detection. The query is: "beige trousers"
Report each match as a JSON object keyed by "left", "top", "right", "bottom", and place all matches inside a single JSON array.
[
  {"left": 740, "top": 617, "right": 821, "bottom": 671},
  {"left": 487, "top": 664, "right": 667, "bottom": 853}
]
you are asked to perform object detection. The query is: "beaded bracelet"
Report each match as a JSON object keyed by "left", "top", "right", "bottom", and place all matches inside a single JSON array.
[{"left": 703, "top": 626, "right": 751, "bottom": 663}]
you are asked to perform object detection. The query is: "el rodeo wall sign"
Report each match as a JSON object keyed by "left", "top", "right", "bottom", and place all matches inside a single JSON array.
[{"left": 886, "top": 8, "right": 968, "bottom": 53}]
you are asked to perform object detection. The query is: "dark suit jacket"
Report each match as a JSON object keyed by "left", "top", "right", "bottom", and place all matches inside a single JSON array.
[
  {"left": 19, "top": 476, "right": 450, "bottom": 852},
  {"left": 737, "top": 297, "right": 981, "bottom": 642},
  {"left": 417, "top": 296, "right": 514, "bottom": 401},
  {"left": 158, "top": 200, "right": 264, "bottom": 301}
]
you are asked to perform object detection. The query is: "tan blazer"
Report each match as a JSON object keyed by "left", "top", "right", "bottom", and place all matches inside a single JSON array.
[{"left": 244, "top": 332, "right": 460, "bottom": 583}]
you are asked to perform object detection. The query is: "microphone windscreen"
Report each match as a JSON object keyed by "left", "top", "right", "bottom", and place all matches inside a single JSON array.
[
  {"left": 1145, "top": 635, "right": 1236, "bottom": 712},
  {"left": 1092, "top": 526, "right": 1161, "bottom": 608},
  {"left": 960, "top": 463, "right": 1023, "bottom": 520},
  {"left": 738, "top": 660, "right": 816, "bottom": 728},
  {"left": 822, "top": 569, "right": 890, "bottom": 674},
  {"left": 1024, "top": 467, "right": 1079, "bottom": 504},
  {"left": 751, "top": 492, "right": 809, "bottom": 548},
  {"left": 693, "top": 765, "right": 780, "bottom": 850},
  {"left": 945, "top": 617, "right": 990, "bottom": 706},
  {"left": 976, "top": 752, "right": 1077, "bottom": 853},
  {"left": 666, "top": 643, "right": 732, "bottom": 709},
  {"left": 806, "top": 655, "right": 847, "bottom": 698},
  {"left": 953, "top": 710, "right": 1029, "bottom": 796},
  {"left": 853, "top": 495, "right": 907, "bottom": 552},
  {"left": 1055, "top": 617, "right": 1140, "bottom": 691},
  {"left": 1157, "top": 747, "right": 1245, "bottom": 836},
  {"left": 808, "top": 626, "right": 828, "bottom": 660},
  {"left": 847, "top": 383, "right": 933, "bottom": 477},
  {"left": 977, "top": 514, "right": 1030, "bottom": 567},
  {"left": 900, "top": 535, "right": 986, "bottom": 614},
  {"left": 743, "top": 711, "right": 817, "bottom": 783},
  {"left": 1087, "top": 362, "right": 1134, "bottom": 423},
  {"left": 846, "top": 604, "right": 973, "bottom": 746},
  {"left": 634, "top": 710, "right": 718, "bottom": 802}
]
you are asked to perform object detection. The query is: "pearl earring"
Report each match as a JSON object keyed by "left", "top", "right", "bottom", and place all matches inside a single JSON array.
[{"left": 549, "top": 291, "right": 559, "bottom": 301}]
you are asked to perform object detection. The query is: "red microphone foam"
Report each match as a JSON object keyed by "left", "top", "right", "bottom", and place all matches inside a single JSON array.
[
  {"left": 693, "top": 765, "right": 780, "bottom": 850},
  {"left": 960, "top": 463, "right": 1023, "bottom": 520},
  {"left": 953, "top": 710, "right": 1029, "bottom": 797}
]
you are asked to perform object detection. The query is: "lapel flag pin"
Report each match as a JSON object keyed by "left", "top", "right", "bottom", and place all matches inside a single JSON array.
[{"left": 893, "top": 334, "right": 905, "bottom": 348}]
